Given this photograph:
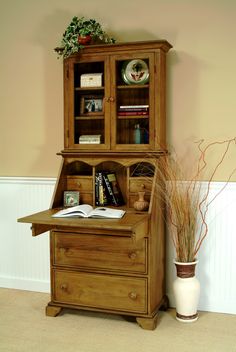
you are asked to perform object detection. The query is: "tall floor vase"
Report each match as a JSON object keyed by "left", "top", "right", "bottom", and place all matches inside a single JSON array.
[{"left": 173, "top": 260, "right": 200, "bottom": 322}]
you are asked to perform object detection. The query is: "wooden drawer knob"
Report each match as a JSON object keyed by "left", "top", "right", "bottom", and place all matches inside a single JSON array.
[
  {"left": 59, "top": 247, "right": 72, "bottom": 255},
  {"left": 129, "top": 252, "right": 137, "bottom": 260},
  {"left": 60, "top": 284, "right": 68, "bottom": 291},
  {"left": 140, "top": 184, "right": 145, "bottom": 189},
  {"left": 77, "top": 181, "right": 81, "bottom": 187},
  {"left": 129, "top": 292, "right": 137, "bottom": 300}
]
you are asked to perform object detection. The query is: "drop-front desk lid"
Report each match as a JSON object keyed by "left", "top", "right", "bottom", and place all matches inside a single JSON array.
[{"left": 18, "top": 208, "right": 150, "bottom": 239}]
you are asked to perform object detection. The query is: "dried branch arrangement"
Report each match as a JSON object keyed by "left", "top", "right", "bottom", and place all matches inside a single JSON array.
[{"left": 154, "top": 137, "right": 236, "bottom": 263}]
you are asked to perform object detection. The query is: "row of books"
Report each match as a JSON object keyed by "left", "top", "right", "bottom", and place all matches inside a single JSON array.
[
  {"left": 95, "top": 171, "right": 124, "bottom": 206},
  {"left": 118, "top": 104, "right": 149, "bottom": 116}
]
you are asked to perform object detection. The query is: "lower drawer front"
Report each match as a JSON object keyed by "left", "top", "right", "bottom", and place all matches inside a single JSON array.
[
  {"left": 54, "top": 232, "right": 147, "bottom": 273},
  {"left": 53, "top": 270, "right": 147, "bottom": 313}
]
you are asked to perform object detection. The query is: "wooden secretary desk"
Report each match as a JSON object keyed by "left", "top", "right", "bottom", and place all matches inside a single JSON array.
[{"left": 18, "top": 40, "right": 172, "bottom": 330}]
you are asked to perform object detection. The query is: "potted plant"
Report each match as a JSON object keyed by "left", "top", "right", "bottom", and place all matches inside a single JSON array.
[
  {"left": 154, "top": 137, "right": 236, "bottom": 322},
  {"left": 54, "top": 16, "right": 116, "bottom": 59}
]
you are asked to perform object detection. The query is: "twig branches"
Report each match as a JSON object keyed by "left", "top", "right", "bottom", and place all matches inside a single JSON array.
[{"left": 155, "top": 137, "right": 236, "bottom": 262}]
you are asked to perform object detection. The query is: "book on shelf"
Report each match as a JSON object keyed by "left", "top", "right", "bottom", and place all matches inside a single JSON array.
[
  {"left": 95, "top": 171, "right": 109, "bottom": 206},
  {"left": 52, "top": 204, "right": 125, "bottom": 219},
  {"left": 118, "top": 111, "right": 149, "bottom": 116},
  {"left": 79, "top": 135, "right": 101, "bottom": 144},
  {"left": 103, "top": 171, "right": 124, "bottom": 206},
  {"left": 119, "top": 105, "right": 149, "bottom": 110},
  {"left": 95, "top": 171, "right": 124, "bottom": 206},
  {"left": 118, "top": 105, "right": 149, "bottom": 116}
]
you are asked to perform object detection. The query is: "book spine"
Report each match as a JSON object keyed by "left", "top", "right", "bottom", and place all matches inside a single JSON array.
[
  {"left": 95, "top": 173, "right": 100, "bottom": 206},
  {"left": 103, "top": 173, "right": 118, "bottom": 206},
  {"left": 118, "top": 108, "right": 149, "bottom": 112},
  {"left": 98, "top": 172, "right": 109, "bottom": 206},
  {"left": 119, "top": 105, "right": 149, "bottom": 109},
  {"left": 106, "top": 172, "right": 124, "bottom": 206},
  {"left": 118, "top": 111, "right": 149, "bottom": 116}
]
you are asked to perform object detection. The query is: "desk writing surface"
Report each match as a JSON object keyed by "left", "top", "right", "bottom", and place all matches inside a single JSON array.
[{"left": 18, "top": 208, "right": 150, "bottom": 236}]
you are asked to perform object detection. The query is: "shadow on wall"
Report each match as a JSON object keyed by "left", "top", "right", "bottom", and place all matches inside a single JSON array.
[
  {"left": 28, "top": 10, "right": 74, "bottom": 176},
  {"left": 167, "top": 50, "right": 212, "bottom": 162}
]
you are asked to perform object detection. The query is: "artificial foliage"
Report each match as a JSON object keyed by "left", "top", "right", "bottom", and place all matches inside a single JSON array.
[{"left": 54, "top": 16, "right": 115, "bottom": 58}]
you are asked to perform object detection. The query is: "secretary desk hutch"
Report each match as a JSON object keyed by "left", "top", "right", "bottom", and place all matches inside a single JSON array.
[{"left": 18, "top": 40, "right": 172, "bottom": 330}]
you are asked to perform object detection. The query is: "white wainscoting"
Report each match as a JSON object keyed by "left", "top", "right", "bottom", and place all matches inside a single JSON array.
[
  {"left": 0, "top": 177, "right": 56, "bottom": 293},
  {"left": 166, "top": 181, "right": 236, "bottom": 314},
  {"left": 0, "top": 177, "right": 235, "bottom": 314}
]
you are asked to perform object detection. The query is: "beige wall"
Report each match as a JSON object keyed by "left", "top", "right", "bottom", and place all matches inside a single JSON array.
[{"left": 0, "top": 0, "right": 235, "bottom": 180}]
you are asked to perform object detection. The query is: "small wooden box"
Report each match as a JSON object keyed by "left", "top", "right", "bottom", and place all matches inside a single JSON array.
[{"left": 80, "top": 73, "right": 103, "bottom": 87}]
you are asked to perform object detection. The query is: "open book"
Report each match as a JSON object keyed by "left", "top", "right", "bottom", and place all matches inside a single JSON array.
[{"left": 52, "top": 204, "right": 125, "bottom": 219}]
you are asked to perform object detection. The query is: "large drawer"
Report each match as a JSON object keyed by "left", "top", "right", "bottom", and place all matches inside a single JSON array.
[
  {"left": 53, "top": 269, "right": 147, "bottom": 313},
  {"left": 53, "top": 231, "right": 147, "bottom": 273}
]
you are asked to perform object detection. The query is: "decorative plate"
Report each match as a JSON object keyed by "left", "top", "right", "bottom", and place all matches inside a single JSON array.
[{"left": 121, "top": 59, "right": 149, "bottom": 85}]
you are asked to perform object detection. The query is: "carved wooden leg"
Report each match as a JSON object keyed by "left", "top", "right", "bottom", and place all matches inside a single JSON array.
[
  {"left": 45, "top": 304, "right": 62, "bottom": 317},
  {"left": 136, "top": 313, "right": 158, "bottom": 330}
]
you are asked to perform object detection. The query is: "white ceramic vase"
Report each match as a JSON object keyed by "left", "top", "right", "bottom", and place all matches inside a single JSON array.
[{"left": 173, "top": 260, "right": 200, "bottom": 323}]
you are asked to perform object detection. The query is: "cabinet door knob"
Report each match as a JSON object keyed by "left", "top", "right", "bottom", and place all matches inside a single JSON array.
[
  {"left": 77, "top": 181, "right": 81, "bottom": 187},
  {"left": 109, "top": 96, "right": 115, "bottom": 102},
  {"left": 141, "top": 184, "right": 145, "bottom": 189},
  {"left": 129, "top": 292, "right": 137, "bottom": 300}
]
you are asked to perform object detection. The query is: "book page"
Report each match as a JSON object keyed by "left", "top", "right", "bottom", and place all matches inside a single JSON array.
[
  {"left": 52, "top": 204, "right": 93, "bottom": 217},
  {"left": 89, "top": 207, "right": 125, "bottom": 219}
]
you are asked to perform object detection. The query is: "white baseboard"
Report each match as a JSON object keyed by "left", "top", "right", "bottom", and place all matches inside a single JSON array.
[{"left": 0, "top": 276, "right": 50, "bottom": 293}]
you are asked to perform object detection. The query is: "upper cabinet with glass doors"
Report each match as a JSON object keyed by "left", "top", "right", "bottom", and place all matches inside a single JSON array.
[{"left": 63, "top": 40, "right": 172, "bottom": 153}]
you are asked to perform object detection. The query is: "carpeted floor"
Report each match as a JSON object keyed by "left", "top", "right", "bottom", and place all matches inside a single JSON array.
[{"left": 0, "top": 288, "right": 235, "bottom": 352}]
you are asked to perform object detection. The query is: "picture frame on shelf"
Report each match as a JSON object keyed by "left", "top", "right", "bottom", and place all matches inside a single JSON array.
[
  {"left": 80, "top": 95, "right": 104, "bottom": 116},
  {"left": 63, "top": 191, "right": 80, "bottom": 207}
]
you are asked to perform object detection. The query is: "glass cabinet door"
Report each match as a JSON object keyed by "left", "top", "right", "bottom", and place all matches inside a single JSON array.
[
  {"left": 110, "top": 53, "right": 155, "bottom": 150},
  {"left": 65, "top": 56, "right": 110, "bottom": 150}
]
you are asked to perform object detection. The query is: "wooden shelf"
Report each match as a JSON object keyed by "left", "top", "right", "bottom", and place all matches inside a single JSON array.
[
  {"left": 75, "top": 115, "right": 104, "bottom": 120},
  {"left": 117, "top": 84, "right": 149, "bottom": 89},
  {"left": 75, "top": 87, "right": 104, "bottom": 91}
]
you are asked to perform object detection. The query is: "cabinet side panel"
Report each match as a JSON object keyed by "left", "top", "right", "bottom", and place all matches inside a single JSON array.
[
  {"left": 148, "top": 170, "right": 166, "bottom": 313},
  {"left": 154, "top": 50, "right": 167, "bottom": 151}
]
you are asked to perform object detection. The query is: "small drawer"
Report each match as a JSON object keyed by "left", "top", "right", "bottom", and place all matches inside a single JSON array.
[
  {"left": 53, "top": 232, "right": 147, "bottom": 273},
  {"left": 53, "top": 269, "right": 147, "bottom": 313},
  {"left": 67, "top": 176, "right": 93, "bottom": 191},
  {"left": 129, "top": 178, "right": 153, "bottom": 193}
]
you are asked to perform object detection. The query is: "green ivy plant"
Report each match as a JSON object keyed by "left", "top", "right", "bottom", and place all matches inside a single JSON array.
[{"left": 54, "top": 16, "right": 116, "bottom": 59}]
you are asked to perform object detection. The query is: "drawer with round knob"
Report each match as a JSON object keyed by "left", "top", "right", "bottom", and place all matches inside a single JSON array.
[
  {"left": 53, "top": 269, "right": 147, "bottom": 313},
  {"left": 67, "top": 176, "right": 93, "bottom": 191},
  {"left": 53, "top": 231, "right": 147, "bottom": 274},
  {"left": 129, "top": 178, "right": 153, "bottom": 193}
]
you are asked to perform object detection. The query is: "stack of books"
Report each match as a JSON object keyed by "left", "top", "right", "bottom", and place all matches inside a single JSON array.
[
  {"left": 95, "top": 171, "right": 124, "bottom": 206},
  {"left": 79, "top": 135, "right": 101, "bottom": 144},
  {"left": 117, "top": 105, "right": 149, "bottom": 116}
]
